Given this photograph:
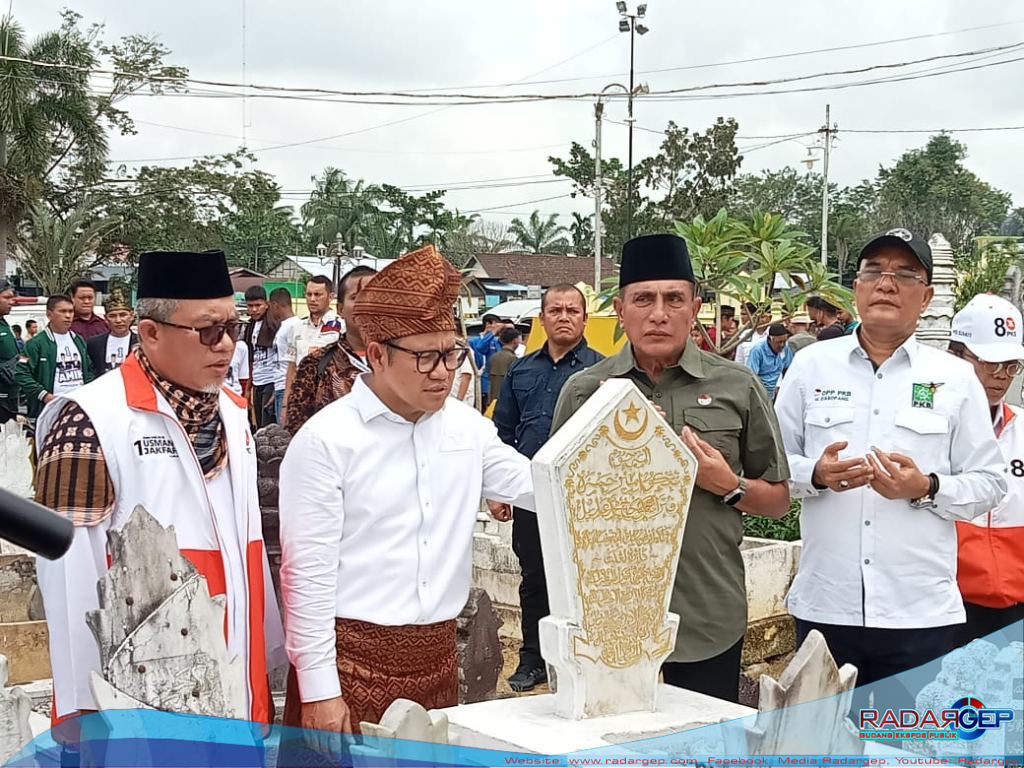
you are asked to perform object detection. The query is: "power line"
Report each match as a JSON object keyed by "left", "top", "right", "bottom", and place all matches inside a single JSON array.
[
  {"left": 461, "top": 194, "right": 575, "bottom": 214},
  {"left": 416, "top": 18, "right": 1024, "bottom": 91},
  {"left": 6, "top": 39, "right": 1020, "bottom": 103}
]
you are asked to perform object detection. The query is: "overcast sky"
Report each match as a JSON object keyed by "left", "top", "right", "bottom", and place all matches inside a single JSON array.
[{"left": 21, "top": 0, "right": 1024, "bottom": 230}]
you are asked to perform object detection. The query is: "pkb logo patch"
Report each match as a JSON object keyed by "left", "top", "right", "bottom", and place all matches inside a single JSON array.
[{"left": 912, "top": 382, "right": 943, "bottom": 409}]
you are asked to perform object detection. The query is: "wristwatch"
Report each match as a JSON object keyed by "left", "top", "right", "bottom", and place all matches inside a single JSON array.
[
  {"left": 721, "top": 477, "right": 747, "bottom": 507},
  {"left": 910, "top": 473, "right": 940, "bottom": 509}
]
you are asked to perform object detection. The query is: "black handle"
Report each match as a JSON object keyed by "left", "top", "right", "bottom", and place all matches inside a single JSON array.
[{"left": 0, "top": 486, "right": 74, "bottom": 560}]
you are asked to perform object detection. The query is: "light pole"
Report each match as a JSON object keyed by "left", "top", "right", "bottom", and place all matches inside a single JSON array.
[
  {"left": 315, "top": 231, "right": 348, "bottom": 292},
  {"left": 594, "top": 83, "right": 631, "bottom": 292},
  {"left": 801, "top": 104, "right": 838, "bottom": 266},
  {"left": 617, "top": 2, "right": 648, "bottom": 240}
]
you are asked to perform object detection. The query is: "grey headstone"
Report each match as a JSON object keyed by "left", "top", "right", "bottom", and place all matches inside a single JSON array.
[{"left": 456, "top": 588, "right": 503, "bottom": 704}]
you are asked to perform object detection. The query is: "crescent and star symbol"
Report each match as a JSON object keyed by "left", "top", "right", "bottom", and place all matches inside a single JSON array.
[{"left": 613, "top": 401, "right": 649, "bottom": 442}]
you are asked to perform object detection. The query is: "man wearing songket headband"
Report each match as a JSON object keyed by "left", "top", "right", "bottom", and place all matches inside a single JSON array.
[
  {"left": 279, "top": 244, "right": 534, "bottom": 734},
  {"left": 35, "top": 250, "right": 285, "bottom": 726}
]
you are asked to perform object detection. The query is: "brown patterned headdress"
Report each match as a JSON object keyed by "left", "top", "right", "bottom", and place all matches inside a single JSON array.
[
  {"left": 352, "top": 245, "right": 462, "bottom": 343},
  {"left": 103, "top": 285, "right": 133, "bottom": 311}
]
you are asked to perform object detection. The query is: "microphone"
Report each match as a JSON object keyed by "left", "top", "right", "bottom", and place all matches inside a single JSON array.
[{"left": 0, "top": 486, "right": 74, "bottom": 560}]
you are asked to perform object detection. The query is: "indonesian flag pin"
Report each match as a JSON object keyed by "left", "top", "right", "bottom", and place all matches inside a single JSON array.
[{"left": 697, "top": 394, "right": 713, "bottom": 406}]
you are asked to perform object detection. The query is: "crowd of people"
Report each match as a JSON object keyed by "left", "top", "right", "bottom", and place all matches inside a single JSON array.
[{"left": 0, "top": 226, "right": 1020, "bottom": 747}]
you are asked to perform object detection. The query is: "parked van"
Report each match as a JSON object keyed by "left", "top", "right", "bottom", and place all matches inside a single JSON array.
[{"left": 5, "top": 297, "right": 105, "bottom": 338}]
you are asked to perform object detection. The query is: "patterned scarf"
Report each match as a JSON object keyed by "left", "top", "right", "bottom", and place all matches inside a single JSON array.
[{"left": 136, "top": 349, "right": 227, "bottom": 478}]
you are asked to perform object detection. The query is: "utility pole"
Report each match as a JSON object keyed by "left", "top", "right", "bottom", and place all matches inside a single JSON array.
[
  {"left": 626, "top": 23, "right": 636, "bottom": 241},
  {"left": 819, "top": 104, "right": 835, "bottom": 267},
  {"left": 594, "top": 100, "right": 604, "bottom": 292},
  {"left": 333, "top": 231, "right": 345, "bottom": 292}
]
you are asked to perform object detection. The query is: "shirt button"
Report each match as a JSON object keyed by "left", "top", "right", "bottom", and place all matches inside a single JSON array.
[
  {"left": 865, "top": 520, "right": 871, "bottom": 526},
  {"left": 824, "top": 417, "right": 831, "bottom": 424},
  {"left": 873, "top": 409, "right": 880, "bottom": 415},
  {"left": 655, "top": 392, "right": 663, "bottom": 399},
  {"left": 877, "top": 373, "right": 883, "bottom": 380},
  {"left": 864, "top": 558, "right": 871, "bottom": 565}
]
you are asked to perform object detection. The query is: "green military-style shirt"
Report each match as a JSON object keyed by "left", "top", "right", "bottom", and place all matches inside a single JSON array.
[{"left": 550, "top": 339, "right": 790, "bottom": 663}]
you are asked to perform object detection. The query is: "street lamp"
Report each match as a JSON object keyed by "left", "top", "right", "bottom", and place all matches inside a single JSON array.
[
  {"left": 799, "top": 104, "right": 838, "bottom": 266},
  {"left": 316, "top": 231, "right": 348, "bottom": 290},
  {"left": 618, "top": 2, "right": 649, "bottom": 240}
]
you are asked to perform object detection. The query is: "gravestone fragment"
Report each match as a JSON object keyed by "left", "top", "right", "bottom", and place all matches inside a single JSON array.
[
  {"left": 745, "top": 629, "right": 861, "bottom": 756},
  {"left": 532, "top": 379, "right": 696, "bottom": 719},
  {"left": 0, "top": 655, "right": 32, "bottom": 765},
  {"left": 456, "top": 588, "right": 503, "bottom": 704},
  {"left": 86, "top": 506, "right": 247, "bottom": 718}
]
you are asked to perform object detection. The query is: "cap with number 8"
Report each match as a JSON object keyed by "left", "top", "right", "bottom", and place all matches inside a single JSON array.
[{"left": 950, "top": 293, "right": 1024, "bottom": 362}]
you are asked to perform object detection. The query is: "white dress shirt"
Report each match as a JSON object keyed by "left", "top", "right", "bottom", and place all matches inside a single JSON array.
[
  {"left": 279, "top": 375, "right": 534, "bottom": 703},
  {"left": 774, "top": 332, "right": 1006, "bottom": 629}
]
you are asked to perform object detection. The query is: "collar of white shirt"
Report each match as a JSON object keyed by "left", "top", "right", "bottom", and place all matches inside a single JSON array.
[
  {"left": 349, "top": 373, "right": 445, "bottom": 426},
  {"left": 846, "top": 327, "right": 921, "bottom": 366}
]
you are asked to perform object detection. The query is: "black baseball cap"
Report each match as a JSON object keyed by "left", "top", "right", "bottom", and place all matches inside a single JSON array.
[{"left": 857, "top": 228, "right": 933, "bottom": 284}]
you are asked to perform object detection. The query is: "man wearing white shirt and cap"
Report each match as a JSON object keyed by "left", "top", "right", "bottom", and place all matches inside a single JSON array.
[
  {"left": 948, "top": 293, "right": 1024, "bottom": 643},
  {"left": 279, "top": 245, "right": 533, "bottom": 735},
  {"left": 775, "top": 228, "right": 1006, "bottom": 712}
]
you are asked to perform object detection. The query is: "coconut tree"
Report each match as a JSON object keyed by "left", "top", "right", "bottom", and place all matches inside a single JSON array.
[
  {"left": 301, "top": 168, "right": 380, "bottom": 253},
  {"left": 508, "top": 210, "right": 569, "bottom": 253},
  {"left": 17, "top": 198, "right": 120, "bottom": 294},
  {"left": 0, "top": 15, "right": 107, "bottom": 277}
]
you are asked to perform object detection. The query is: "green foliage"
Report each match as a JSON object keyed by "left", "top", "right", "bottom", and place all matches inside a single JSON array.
[
  {"left": 548, "top": 117, "right": 741, "bottom": 259},
  {"left": 954, "top": 239, "right": 1020, "bottom": 311},
  {"left": 508, "top": 210, "right": 569, "bottom": 253},
  {"left": 672, "top": 209, "right": 853, "bottom": 356},
  {"left": 871, "top": 134, "right": 1011, "bottom": 256},
  {"left": 743, "top": 499, "right": 801, "bottom": 541},
  {"left": 638, "top": 117, "right": 743, "bottom": 228},
  {"left": 16, "top": 196, "right": 121, "bottom": 293}
]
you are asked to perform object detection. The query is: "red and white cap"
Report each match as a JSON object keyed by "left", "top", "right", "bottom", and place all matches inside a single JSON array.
[{"left": 950, "top": 293, "right": 1024, "bottom": 362}]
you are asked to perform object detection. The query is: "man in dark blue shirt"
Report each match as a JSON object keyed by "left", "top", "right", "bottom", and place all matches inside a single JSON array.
[{"left": 493, "top": 284, "right": 603, "bottom": 691}]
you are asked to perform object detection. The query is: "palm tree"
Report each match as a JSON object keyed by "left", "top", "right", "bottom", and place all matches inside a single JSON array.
[
  {"left": 301, "top": 168, "right": 379, "bottom": 253},
  {"left": 508, "top": 210, "right": 569, "bottom": 254},
  {"left": 570, "top": 213, "right": 594, "bottom": 255},
  {"left": 17, "top": 197, "right": 120, "bottom": 294},
  {"left": 0, "top": 16, "right": 107, "bottom": 277}
]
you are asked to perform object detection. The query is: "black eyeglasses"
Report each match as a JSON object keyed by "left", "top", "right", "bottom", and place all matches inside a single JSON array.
[
  {"left": 146, "top": 318, "right": 242, "bottom": 347},
  {"left": 385, "top": 340, "right": 469, "bottom": 373}
]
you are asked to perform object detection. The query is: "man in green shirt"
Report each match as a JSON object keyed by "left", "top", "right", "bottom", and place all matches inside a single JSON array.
[
  {"left": 550, "top": 233, "right": 791, "bottom": 703},
  {"left": 0, "top": 280, "right": 19, "bottom": 422}
]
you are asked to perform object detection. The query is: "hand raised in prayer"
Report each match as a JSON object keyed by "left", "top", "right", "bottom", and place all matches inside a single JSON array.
[
  {"left": 486, "top": 499, "right": 513, "bottom": 522},
  {"left": 812, "top": 441, "right": 874, "bottom": 493},
  {"left": 866, "top": 447, "right": 931, "bottom": 501},
  {"left": 302, "top": 695, "right": 352, "bottom": 734}
]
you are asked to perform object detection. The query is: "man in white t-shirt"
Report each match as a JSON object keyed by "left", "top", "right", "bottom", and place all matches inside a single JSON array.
[
  {"left": 281, "top": 276, "right": 340, "bottom": 423},
  {"left": 269, "top": 287, "right": 300, "bottom": 422},
  {"left": 243, "top": 286, "right": 280, "bottom": 429},
  {"left": 223, "top": 339, "right": 250, "bottom": 396},
  {"left": 15, "top": 294, "right": 95, "bottom": 426}
]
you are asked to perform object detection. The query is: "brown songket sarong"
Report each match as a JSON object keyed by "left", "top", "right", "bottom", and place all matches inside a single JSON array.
[{"left": 284, "top": 616, "right": 458, "bottom": 734}]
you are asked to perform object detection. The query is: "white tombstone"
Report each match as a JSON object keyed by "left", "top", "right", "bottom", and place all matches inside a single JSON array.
[
  {"left": 0, "top": 655, "right": 33, "bottom": 766},
  {"left": 532, "top": 378, "right": 697, "bottom": 719},
  {"left": 916, "top": 233, "right": 956, "bottom": 349}
]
